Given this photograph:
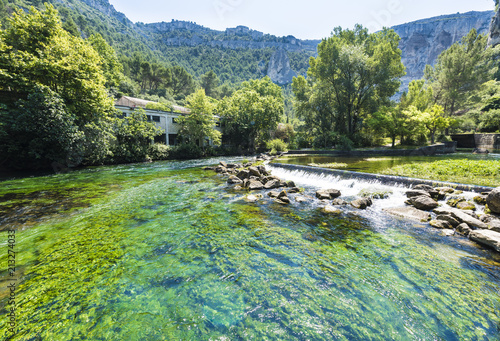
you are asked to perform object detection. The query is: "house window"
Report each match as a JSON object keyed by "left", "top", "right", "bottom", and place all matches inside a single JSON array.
[
  {"left": 146, "top": 115, "right": 152, "bottom": 121},
  {"left": 172, "top": 117, "right": 178, "bottom": 124},
  {"left": 152, "top": 115, "right": 160, "bottom": 122}
]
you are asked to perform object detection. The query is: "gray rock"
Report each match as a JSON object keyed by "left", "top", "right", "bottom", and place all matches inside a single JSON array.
[
  {"left": 274, "top": 198, "right": 290, "bottom": 205},
  {"left": 413, "top": 184, "right": 439, "bottom": 198},
  {"left": 248, "top": 180, "right": 264, "bottom": 190},
  {"left": 322, "top": 205, "right": 342, "bottom": 215},
  {"left": 285, "top": 180, "right": 296, "bottom": 188},
  {"left": 227, "top": 175, "right": 243, "bottom": 184},
  {"left": 248, "top": 166, "right": 261, "bottom": 177},
  {"left": 268, "top": 191, "right": 280, "bottom": 198},
  {"left": 316, "top": 189, "right": 342, "bottom": 200},
  {"left": 351, "top": 198, "right": 373, "bottom": 210},
  {"left": 457, "top": 223, "right": 472, "bottom": 236},
  {"left": 257, "top": 165, "right": 268, "bottom": 176},
  {"left": 245, "top": 194, "right": 263, "bottom": 202},
  {"left": 409, "top": 195, "right": 439, "bottom": 211},
  {"left": 295, "top": 196, "right": 307, "bottom": 203},
  {"left": 406, "top": 190, "right": 431, "bottom": 198},
  {"left": 236, "top": 169, "right": 250, "bottom": 180},
  {"left": 440, "top": 230, "right": 456, "bottom": 237},
  {"left": 435, "top": 214, "right": 460, "bottom": 227},
  {"left": 267, "top": 49, "right": 297, "bottom": 85},
  {"left": 456, "top": 201, "right": 476, "bottom": 211},
  {"left": 435, "top": 187, "right": 455, "bottom": 194},
  {"left": 264, "top": 179, "right": 280, "bottom": 190},
  {"left": 473, "top": 195, "right": 488, "bottom": 205},
  {"left": 288, "top": 187, "right": 301, "bottom": 194},
  {"left": 429, "top": 220, "right": 453, "bottom": 229},
  {"left": 331, "top": 198, "right": 349, "bottom": 206},
  {"left": 433, "top": 207, "right": 487, "bottom": 229},
  {"left": 383, "top": 207, "right": 431, "bottom": 222},
  {"left": 486, "top": 187, "right": 500, "bottom": 214},
  {"left": 219, "top": 161, "right": 228, "bottom": 168},
  {"left": 469, "top": 230, "right": 500, "bottom": 253},
  {"left": 277, "top": 190, "right": 288, "bottom": 199}
]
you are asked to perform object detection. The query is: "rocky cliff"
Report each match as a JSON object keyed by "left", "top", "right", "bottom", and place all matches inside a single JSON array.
[
  {"left": 392, "top": 11, "right": 494, "bottom": 90},
  {"left": 488, "top": 7, "right": 500, "bottom": 46},
  {"left": 267, "top": 49, "right": 297, "bottom": 85}
]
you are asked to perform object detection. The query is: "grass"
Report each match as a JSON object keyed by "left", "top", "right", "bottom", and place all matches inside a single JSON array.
[{"left": 381, "top": 159, "right": 500, "bottom": 187}]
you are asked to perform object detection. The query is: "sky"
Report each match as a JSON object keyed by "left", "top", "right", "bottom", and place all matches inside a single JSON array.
[{"left": 108, "top": 0, "right": 495, "bottom": 40}]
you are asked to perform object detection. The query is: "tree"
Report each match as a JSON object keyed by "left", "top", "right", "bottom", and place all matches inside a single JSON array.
[
  {"left": 200, "top": 70, "right": 219, "bottom": 98},
  {"left": 178, "top": 89, "right": 221, "bottom": 148},
  {"left": 416, "top": 104, "right": 451, "bottom": 144},
  {"left": 293, "top": 25, "right": 405, "bottom": 145},
  {"left": 0, "top": 5, "right": 116, "bottom": 167},
  {"left": 169, "top": 65, "right": 195, "bottom": 100},
  {"left": 218, "top": 77, "right": 284, "bottom": 151},
  {"left": 425, "top": 29, "right": 495, "bottom": 117},
  {"left": 87, "top": 33, "right": 123, "bottom": 88}
]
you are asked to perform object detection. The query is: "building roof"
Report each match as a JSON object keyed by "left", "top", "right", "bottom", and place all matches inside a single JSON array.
[{"left": 115, "top": 96, "right": 190, "bottom": 114}]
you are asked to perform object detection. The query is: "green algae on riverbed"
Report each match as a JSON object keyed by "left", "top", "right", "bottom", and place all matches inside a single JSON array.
[{"left": 0, "top": 160, "right": 500, "bottom": 340}]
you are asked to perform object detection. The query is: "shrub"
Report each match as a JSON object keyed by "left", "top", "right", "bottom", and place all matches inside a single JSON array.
[
  {"left": 170, "top": 142, "right": 203, "bottom": 159},
  {"left": 266, "top": 139, "right": 288, "bottom": 155},
  {"left": 148, "top": 143, "right": 170, "bottom": 160}
]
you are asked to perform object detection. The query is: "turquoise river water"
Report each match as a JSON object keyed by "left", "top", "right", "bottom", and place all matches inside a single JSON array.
[{"left": 0, "top": 158, "right": 499, "bottom": 340}]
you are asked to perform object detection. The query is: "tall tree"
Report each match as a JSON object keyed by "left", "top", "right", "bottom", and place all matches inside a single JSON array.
[
  {"left": 178, "top": 89, "right": 221, "bottom": 148},
  {"left": 200, "top": 70, "right": 219, "bottom": 98},
  {"left": 293, "top": 25, "right": 405, "bottom": 144},
  {"left": 218, "top": 77, "right": 284, "bottom": 151}
]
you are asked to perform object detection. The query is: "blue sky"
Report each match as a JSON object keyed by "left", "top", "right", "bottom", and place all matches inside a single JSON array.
[{"left": 108, "top": 0, "right": 495, "bottom": 39}]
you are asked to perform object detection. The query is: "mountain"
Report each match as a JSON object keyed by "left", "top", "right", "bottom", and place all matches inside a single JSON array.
[
  {"left": 1, "top": 0, "right": 495, "bottom": 88},
  {"left": 392, "top": 10, "right": 494, "bottom": 90}
]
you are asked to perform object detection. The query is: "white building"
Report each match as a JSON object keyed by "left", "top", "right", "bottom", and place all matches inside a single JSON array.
[{"left": 115, "top": 96, "right": 221, "bottom": 146}]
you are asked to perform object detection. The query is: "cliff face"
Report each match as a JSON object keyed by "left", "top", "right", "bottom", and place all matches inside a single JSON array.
[
  {"left": 488, "top": 7, "right": 500, "bottom": 46},
  {"left": 392, "top": 11, "right": 494, "bottom": 90},
  {"left": 267, "top": 49, "right": 297, "bottom": 85}
]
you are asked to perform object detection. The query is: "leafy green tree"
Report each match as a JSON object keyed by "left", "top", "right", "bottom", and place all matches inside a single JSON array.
[
  {"left": 462, "top": 80, "right": 500, "bottom": 132},
  {"left": 293, "top": 25, "right": 405, "bottom": 145},
  {"left": 178, "top": 88, "right": 221, "bottom": 147},
  {"left": 200, "top": 70, "right": 219, "bottom": 98},
  {"left": 87, "top": 33, "right": 123, "bottom": 88},
  {"left": 169, "top": 65, "right": 195, "bottom": 100},
  {"left": 425, "top": 29, "right": 495, "bottom": 117},
  {"left": 112, "top": 108, "right": 162, "bottom": 163},
  {"left": 416, "top": 104, "right": 451, "bottom": 144},
  {"left": 218, "top": 77, "right": 284, "bottom": 151}
]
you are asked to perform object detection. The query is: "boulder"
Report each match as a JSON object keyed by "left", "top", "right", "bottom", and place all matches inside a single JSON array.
[
  {"left": 288, "top": 187, "right": 301, "bottom": 194},
  {"left": 469, "top": 230, "right": 500, "bottom": 253},
  {"left": 227, "top": 175, "right": 244, "bottom": 184},
  {"left": 440, "top": 230, "right": 456, "bottom": 237},
  {"left": 430, "top": 220, "right": 453, "bottom": 229},
  {"left": 322, "top": 205, "right": 342, "bottom": 215},
  {"left": 435, "top": 214, "right": 460, "bottom": 227},
  {"left": 274, "top": 198, "right": 290, "bottom": 205},
  {"left": 383, "top": 207, "right": 431, "bottom": 222},
  {"left": 409, "top": 196, "right": 439, "bottom": 211},
  {"left": 351, "top": 198, "right": 373, "bottom": 210},
  {"left": 433, "top": 207, "right": 487, "bottom": 229},
  {"left": 257, "top": 165, "right": 268, "bottom": 176},
  {"left": 457, "top": 223, "right": 472, "bottom": 236},
  {"left": 277, "top": 190, "right": 288, "bottom": 199},
  {"left": 278, "top": 196, "right": 291, "bottom": 204},
  {"left": 481, "top": 215, "right": 500, "bottom": 233},
  {"left": 285, "top": 180, "right": 296, "bottom": 188},
  {"left": 316, "top": 189, "right": 342, "bottom": 200},
  {"left": 248, "top": 180, "right": 264, "bottom": 191},
  {"left": 264, "top": 179, "right": 280, "bottom": 190},
  {"left": 267, "top": 191, "right": 280, "bottom": 198},
  {"left": 215, "top": 166, "right": 227, "bottom": 173},
  {"left": 456, "top": 201, "right": 476, "bottom": 211},
  {"left": 473, "top": 195, "right": 488, "bottom": 205},
  {"left": 245, "top": 194, "right": 263, "bottom": 202},
  {"left": 295, "top": 196, "right": 308, "bottom": 203},
  {"left": 486, "top": 187, "right": 500, "bottom": 214},
  {"left": 435, "top": 187, "right": 455, "bottom": 194},
  {"left": 332, "top": 198, "right": 349, "bottom": 206},
  {"left": 406, "top": 190, "right": 431, "bottom": 199},
  {"left": 219, "top": 161, "right": 228, "bottom": 168},
  {"left": 248, "top": 167, "right": 261, "bottom": 177},
  {"left": 413, "top": 184, "right": 439, "bottom": 198},
  {"left": 236, "top": 169, "right": 251, "bottom": 180},
  {"left": 446, "top": 197, "right": 465, "bottom": 207}
]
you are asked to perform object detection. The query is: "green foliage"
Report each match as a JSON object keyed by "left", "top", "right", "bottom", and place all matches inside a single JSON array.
[
  {"left": 382, "top": 159, "right": 500, "bottom": 187},
  {"left": 112, "top": 108, "right": 162, "bottom": 163},
  {"left": 218, "top": 77, "right": 284, "bottom": 151},
  {"left": 200, "top": 70, "right": 219, "bottom": 98},
  {"left": 266, "top": 139, "right": 288, "bottom": 155},
  {"left": 293, "top": 25, "right": 405, "bottom": 147},
  {"left": 178, "top": 88, "right": 221, "bottom": 147},
  {"left": 148, "top": 143, "right": 170, "bottom": 160},
  {"left": 169, "top": 142, "right": 203, "bottom": 159},
  {"left": 145, "top": 101, "right": 173, "bottom": 112},
  {"left": 0, "top": 86, "right": 84, "bottom": 169},
  {"left": 462, "top": 80, "right": 500, "bottom": 132}
]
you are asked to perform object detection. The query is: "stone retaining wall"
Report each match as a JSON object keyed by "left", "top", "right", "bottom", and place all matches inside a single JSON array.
[{"left": 451, "top": 134, "right": 500, "bottom": 150}]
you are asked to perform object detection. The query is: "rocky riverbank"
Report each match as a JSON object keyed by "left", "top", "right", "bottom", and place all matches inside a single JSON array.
[{"left": 205, "top": 158, "right": 500, "bottom": 254}]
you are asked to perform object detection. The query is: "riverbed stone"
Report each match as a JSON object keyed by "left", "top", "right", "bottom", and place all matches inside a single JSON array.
[
  {"left": 406, "top": 190, "right": 431, "bottom": 199},
  {"left": 248, "top": 180, "right": 264, "bottom": 190},
  {"left": 274, "top": 198, "right": 290, "bottom": 205},
  {"left": 285, "top": 180, "right": 296, "bottom": 188},
  {"left": 257, "top": 165, "right": 268, "bottom": 176},
  {"left": 245, "top": 194, "right": 263, "bottom": 202},
  {"left": 237, "top": 169, "right": 251, "bottom": 180},
  {"left": 447, "top": 197, "right": 465, "bottom": 207},
  {"left": 435, "top": 214, "right": 460, "bottom": 227},
  {"left": 414, "top": 184, "right": 439, "bottom": 198},
  {"left": 264, "top": 179, "right": 280, "bottom": 189},
  {"left": 409, "top": 196, "right": 439, "bottom": 211},
  {"left": 456, "top": 201, "right": 476, "bottom": 211},
  {"left": 322, "top": 205, "right": 342, "bottom": 215},
  {"left": 473, "top": 195, "right": 488, "bottom": 205},
  {"left": 469, "top": 229, "right": 500, "bottom": 253},
  {"left": 435, "top": 187, "right": 455, "bottom": 194},
  {"left": 351, "top": 198, "right": 373, "bottom": 210},
  {"left": 457, "top": 223, "right": 472, "bottom": 236},
  {"left": 332, "top": 198, "right": 349, "bottom": 206},
  {"left": 268, "top": 191, "right": 280, "bottom": 198},
  {"left": 219, "top": 161, "right": 228, "bottom": 168},
  {"left": 430, "top": 220, "right": 453, "bottom": 229},
  {"left": 295, "top": 196, "right": 307, "bottom": 203},
  {"left": 227, "top": 175, "right": 243, "bottom": 184},
  {"left": 440, "top": 230, "right": 456, "bottom": 237},
  {"left": 288, "top": 187, "right": 301, "bottom": 194},
  {"left": 383, "top": 207, "right": 431, "bottom": 222},
  {"left": 248, "top": 167, "right": 261, "bottom": 177},
  {"left": 486, "top": 187, "right": 500, "bottom": 214},
  {"left": 433, "top": 207, "right": 487, "bottom": 229},
  {"left": 316, "top": 189, "right": 342, "bottom": 200}
]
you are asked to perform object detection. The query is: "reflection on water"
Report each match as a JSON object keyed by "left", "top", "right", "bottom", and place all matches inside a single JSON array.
[{"left": 0, "top": 157, "right": 499, "bottom": 340}]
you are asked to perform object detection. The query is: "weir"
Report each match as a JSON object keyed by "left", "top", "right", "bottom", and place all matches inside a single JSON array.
[{"left": 270, "top": 162, "right": 495, "bottom": 193}]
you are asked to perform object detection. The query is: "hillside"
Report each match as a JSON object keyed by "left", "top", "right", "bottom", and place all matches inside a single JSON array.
[{"left": 0, "top": 0, "right": 495, "bottom": 89}]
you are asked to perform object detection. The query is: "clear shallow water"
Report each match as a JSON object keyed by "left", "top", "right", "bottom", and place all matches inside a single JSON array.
[
  {"left": 0, "top": 159, "right": 500, "bottom": 340},
  {"left": 274, "top": 153, "right": 500, "bottom": 174}
]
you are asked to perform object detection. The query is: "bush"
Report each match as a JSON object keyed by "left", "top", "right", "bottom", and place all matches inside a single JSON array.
[
  {"left": 170, "top": 142, "right": 203, "bottom": 159},
  {"left": 266, "top": 139, "right": 288, "bottom": 155},
  {"left": 148, "top": 143, "right": 170, "bottom": 160},
  {"left": 337, "top": 135, "right": 354, "bottom": 151}
]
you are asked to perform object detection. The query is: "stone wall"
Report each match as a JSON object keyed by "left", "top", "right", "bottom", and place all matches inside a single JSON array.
[{"left": 451, "top": 134, "right": 500, "bottom": 150}]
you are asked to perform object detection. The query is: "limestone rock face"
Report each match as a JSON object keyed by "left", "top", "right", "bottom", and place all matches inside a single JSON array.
[
  {"left": 267, "top": 49, "right": 297, "bottom": 85},
  {"left": 489, "top": 8, "right": 500, "bottom": 47},
  {"left": 392, "top": 11, "right": 494, "bottom": 91}
]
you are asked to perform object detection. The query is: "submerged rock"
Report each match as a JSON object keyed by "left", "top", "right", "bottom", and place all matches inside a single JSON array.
[
  {"left": 383, "top": 207, "right": 431, "bottom": 222},
  {"left": 486, "top": 187, "right": 500, "bottom": 214},
  {"left": 245, "top": 194, "right": 263, "bottom": 202},
  {"left": 322, "top": 205, "right": 342, "bottom": 215},
  {"left": 446, "top": 196, "right": 465, "bottom": 207},
  {"left": 470, "top": 230, "right": 500, "bottom": 253},
  {"left": 359, "top": 188, "right": 392, "bottom": 199},
  {"left": 295, "top": 196, "right": 308, "bottom": 203},
  {"left": 456, "top": 201, "right": 476, "bottom": 211}
]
